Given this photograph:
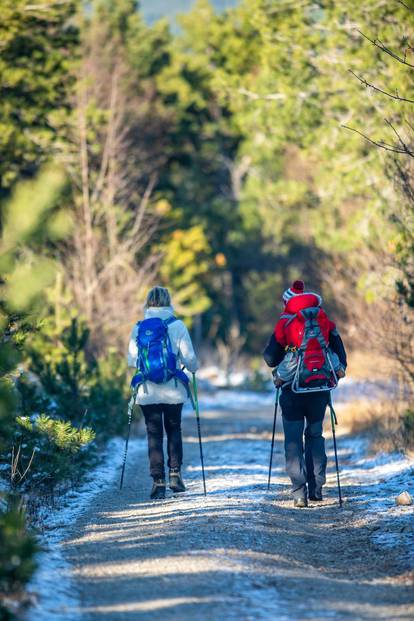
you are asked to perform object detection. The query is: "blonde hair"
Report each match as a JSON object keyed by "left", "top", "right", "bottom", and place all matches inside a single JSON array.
[{"left": 145, "top": 286, "right": 171, "bottom": 308}]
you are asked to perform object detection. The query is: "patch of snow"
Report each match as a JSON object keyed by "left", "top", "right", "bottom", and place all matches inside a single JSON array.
[
  {"left": 339, "top": 436, "right": 414, "bottom": 563},
  {"left": 27, "top": 437, "right": 146, "bottom": 621},
  {"left": 197, "top": 364, "right": 396, "bottom": 402},
  {"left": 197, "top": 365, "right": 252, "bottom": 388},
  {"left": 185, "top": 375, "right": 395, "bottom": 417},
  {"left": 186, "top": 378, "right": 414, "bottom": 571}
]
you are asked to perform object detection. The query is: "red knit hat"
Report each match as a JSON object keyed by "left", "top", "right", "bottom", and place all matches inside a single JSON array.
[{"left": 282, "top": 280, "right": 305, "bottom": 304}]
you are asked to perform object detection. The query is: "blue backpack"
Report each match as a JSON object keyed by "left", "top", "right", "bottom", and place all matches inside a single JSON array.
[{"left": 130, "top": 316, "right": 190, "bottom": 392}]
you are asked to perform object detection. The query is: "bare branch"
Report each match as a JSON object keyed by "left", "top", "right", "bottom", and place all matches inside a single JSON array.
[
  {"left": 349, "top": 69, "right": 414, "bottom": 104},
  {"left": 24, "top": 1, "right": 72, "bottom": 10},
  {"left": 397, "top": 0, "right": 414, "bottom": 11},
  {"left": 19, "top": 449, "right": 36, "bottom": 484},
  {"left": 128, "top": 174, "right": 157, "bottom": 242},
  {"left": 357, "top": 29, "right": 414, "bottom": 68},
  {"left": 384, "top": 118, "right": 411, "bottom": 152},
  {"left": 238, "top": 88, "right": 286, "bottom": 101},
  {"left": 342, "top": 124, "right": 414, "bottom": 156},
  {"left": 238, "top": 87, "right": 316, "bottom": 103}
]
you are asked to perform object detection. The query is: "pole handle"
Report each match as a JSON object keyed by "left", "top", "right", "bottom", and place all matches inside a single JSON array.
[{"left": 329, "top": 395, "right": 338, "bottom": 426}]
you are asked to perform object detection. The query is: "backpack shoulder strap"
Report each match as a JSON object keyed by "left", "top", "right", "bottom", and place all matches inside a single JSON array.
[
  {"left": 280, "top": 313, "right": 296, "bottom": 327},
  {"left": 135, "top": 321, "right": 141, "bottom": 343},
  {"left": 164, "top": 316, "right": 178, "bottom": 326}
]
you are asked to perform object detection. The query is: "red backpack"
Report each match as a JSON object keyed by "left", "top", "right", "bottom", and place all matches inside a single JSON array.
[{"left": 275, "top": 294, "right": 338, "bottom": 393}]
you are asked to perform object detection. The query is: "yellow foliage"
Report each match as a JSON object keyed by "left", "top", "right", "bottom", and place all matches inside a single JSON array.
[
  {"left": 155, "top": 199, "right": 172, "bottom": 215},
  {"left": 215, "top": 252, "right": 227, "bottom": 267},
  {"left": 159, "top": 225, "right": 212, "bottom": 318}
]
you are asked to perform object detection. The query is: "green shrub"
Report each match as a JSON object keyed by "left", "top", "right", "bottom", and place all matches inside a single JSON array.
[
  {"left": 0, "top": 499, "right": 38, "bottom": 612},
  {"left": 24, "top": 316, "right": 94, "bottom": 425},
  {"left": 19, "top": 315, "right": 130, "bottom": 439},
  {"left": 11, "top": 415, "right": 95, "bottom": 495},
  {"left": 88, "top": 350, "right": 129, "bottom": 437}
]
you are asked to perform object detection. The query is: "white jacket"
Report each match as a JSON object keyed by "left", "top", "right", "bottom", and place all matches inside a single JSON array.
[{"left": 127, "top": 306, "right": 199, "bottom": 405}]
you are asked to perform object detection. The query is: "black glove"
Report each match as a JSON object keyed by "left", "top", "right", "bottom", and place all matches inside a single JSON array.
[{"left": 272, "top": 368, "right": 284, "bottom": 387}]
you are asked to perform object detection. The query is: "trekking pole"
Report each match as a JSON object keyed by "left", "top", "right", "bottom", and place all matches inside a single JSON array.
[
  {"left": 267, "top": 386, "right": 281, "bottom": 491},
  {"left": 328, "top": 393, "right": 343, "bottom": 508},
  {"left": 192, "top": 373, "right": 207, "bottom": 496},
  {"left": 119, "top": 389, "right": 136, "bottom": 490}
]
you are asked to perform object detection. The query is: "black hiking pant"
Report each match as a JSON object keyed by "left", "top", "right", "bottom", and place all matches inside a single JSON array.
[
  {"left": 280, "top": 387, "right": 330, "bottom": 500},
  {"left": 141, "top": 403, "right": 183, "bottom": 480}
]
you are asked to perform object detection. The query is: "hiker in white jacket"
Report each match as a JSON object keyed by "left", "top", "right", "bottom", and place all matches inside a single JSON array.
[{"left": 127, "top": 286, "right": 199, "bottom": 499}]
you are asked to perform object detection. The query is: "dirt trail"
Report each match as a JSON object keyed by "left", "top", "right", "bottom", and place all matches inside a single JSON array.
[{"left": 60, "top": 404, "right": 413, "bottom": 621}]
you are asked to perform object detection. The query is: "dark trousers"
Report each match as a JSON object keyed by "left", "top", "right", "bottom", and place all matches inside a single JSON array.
[
  {"left": 280, "top": 387, "right": 329, "bottom": 499},
  {"left": 141, "top": 403, "right": 183, "bottom": 480}
]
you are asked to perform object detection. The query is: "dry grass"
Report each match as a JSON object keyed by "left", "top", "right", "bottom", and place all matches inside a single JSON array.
[
  {"left": 346, "top": 349, "right": 394, "bottom": 381},
  {"left": 335, "top": 399, "right": 414, "bottom": 454},
  {"left": 339, "top": 348, "right": 412, "bottom": 452}
]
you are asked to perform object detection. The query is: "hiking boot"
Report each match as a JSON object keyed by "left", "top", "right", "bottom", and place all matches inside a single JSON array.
[
  {"left": 309, "top": 490, "right": 323, "bottom": 502},
  {"left": 293, "top": 497, "right": 308, "bottom": 508},
  {"left": 169, "top": 469, "right": 186, "bottom": 493},
  {"left": 150, "top": 479, "right": 166, "bottom": 500}
]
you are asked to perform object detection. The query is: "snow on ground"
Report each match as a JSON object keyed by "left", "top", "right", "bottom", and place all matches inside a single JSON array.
[
  {"left": 197, "top": 365, "right": 395, "bottom": 403},
  {"left": 27, "top": 438, "right": 147, "bottom": 621},
  {"left": 188, "top": 375, "right": 395, "bottom": 413},
  {"left": 26, "top": 378, "right": 414, "bottom": 620},
  {"left": 338, "top": 436, "right": 414, "bottom": 562},
  {"left": 190, "top": 379, "right": 414, "bottom": 570}
]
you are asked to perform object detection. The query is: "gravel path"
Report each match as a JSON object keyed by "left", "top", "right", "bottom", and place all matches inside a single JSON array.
[{"left": 59, "top": 403, "right": 413, "bottom": 621}]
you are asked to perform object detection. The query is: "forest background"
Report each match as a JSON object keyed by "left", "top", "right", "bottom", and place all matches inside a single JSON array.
[{"left": 1, "top": 0, "right": 414, "bottom": 615}]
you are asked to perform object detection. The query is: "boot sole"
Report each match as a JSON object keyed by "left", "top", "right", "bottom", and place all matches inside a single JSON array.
[{"left": 150, "top": 492, "right": 166, "bottom": 500}]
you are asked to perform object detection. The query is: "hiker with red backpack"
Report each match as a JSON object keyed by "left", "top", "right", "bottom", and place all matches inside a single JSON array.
[
  {"left": 263, "top": 280, "right": 347, "bottom": 507},
  {"left": 127, "top": 286, "right": 198, "bottom": 500}
]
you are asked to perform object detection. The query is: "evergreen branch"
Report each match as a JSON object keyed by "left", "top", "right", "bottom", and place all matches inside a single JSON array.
[{"left": 349, "top": 70, "right": 414, "bottom": 104}]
